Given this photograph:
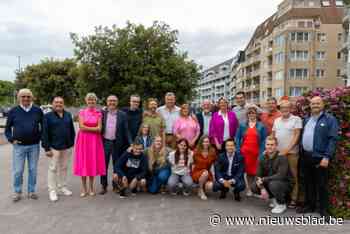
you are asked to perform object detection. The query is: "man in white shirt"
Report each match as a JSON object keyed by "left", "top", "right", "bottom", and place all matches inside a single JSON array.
[{"left": 272, "top": 100, "right": 302, "bottom": 208}]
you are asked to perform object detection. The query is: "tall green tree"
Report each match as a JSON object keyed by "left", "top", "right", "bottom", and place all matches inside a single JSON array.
[
  {"left": 0, "top": 80, "right": 15, "bottom": 105},
  {"left": 70, "top": 21, "right": 201, "bottom": 106},
  {"left": 15, "top": 58, "right": 79, "bottom": 106}
]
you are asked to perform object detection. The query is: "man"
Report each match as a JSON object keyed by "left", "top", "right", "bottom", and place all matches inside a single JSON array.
[
  {"left": 195, "top": 99, "right": 212, "bottom": 139},
  {"left": 157, "top": 92, "right": 180, "bottom": 148},
  {"left": 298, "top": 96, "right": 338, "bottom": 220},
  {"left": 99, "top": 95, "right": 131, "bottom": 195},
  {"left": 272, "top": 100, "right": 302, "bottom": 208},
  {"left": 113, "top": 141, "right": 148, "bottom": 198},
  {"left": 5, "top": 89, "right": 43, "bottom": 202},
  {"left": 213, "top": 138, "right": 245, "bottom": 201},
  {"left": 261, "top": 97, "right": 282, "bottom": 135},
  {"left": 232, "top": 91, "right": 248, "bottom": 123},
  {"left": 42, "top": 97, "right": 76, "bottom": 202},
  {"left": 252, "top": 136, "right": 292, "bottom": 214},
  {"left": 121, "top": 94, "right": 143, "bottom": 142}
]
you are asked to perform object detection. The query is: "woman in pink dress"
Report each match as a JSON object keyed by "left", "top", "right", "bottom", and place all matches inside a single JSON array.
[
  {"left": 74, "top": 93, "right": 106, "bottom": 197},
  {"left": 173, "top": 104, "right": 200, "bottom": 149}
]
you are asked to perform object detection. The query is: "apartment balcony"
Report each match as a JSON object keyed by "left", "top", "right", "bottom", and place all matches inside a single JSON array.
[{"left": 343, "top": 6, "right": 350, "bottom": 24}]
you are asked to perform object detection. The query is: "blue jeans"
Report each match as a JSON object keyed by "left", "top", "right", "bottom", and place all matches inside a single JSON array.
[
  {"left": 148, "top": 167, "right": 170, "bottom": 194},
  {"left": 12, "top": 144, "right": 40, "bottom": 193}
]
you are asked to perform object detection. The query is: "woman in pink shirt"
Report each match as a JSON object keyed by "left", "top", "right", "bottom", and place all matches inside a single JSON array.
[{"left": 173, "top": 104, "right": 200, "bottom": 149}]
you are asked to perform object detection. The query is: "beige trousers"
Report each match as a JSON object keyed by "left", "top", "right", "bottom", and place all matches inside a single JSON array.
[{"left": 48, "top": 149, "right": 70, "bottom": 192}]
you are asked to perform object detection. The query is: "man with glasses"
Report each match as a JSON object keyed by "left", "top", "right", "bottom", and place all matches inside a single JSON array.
[
  {"left": 122, "top": 94, "right": 143, "bottom": 142},
  {"left": 5, "top": 89, "right": 43, "bottom": 202}
]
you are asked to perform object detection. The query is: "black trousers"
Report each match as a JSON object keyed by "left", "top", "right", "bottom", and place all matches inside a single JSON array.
[
  {"left": 301, "top": 151, "right": 329, "bottom": 212},
  {"left": 252, "top": 179, "right": 291, "bottom": 204},
  {"left": 100, "top": 139, "right": 118, "bottom": 188}
]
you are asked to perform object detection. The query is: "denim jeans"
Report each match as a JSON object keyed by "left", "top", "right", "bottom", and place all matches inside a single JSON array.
[
  {"left": 148, "top": 167, "right": 170, "bottom": 194},
  {"left": 12, "top": 144, "right": 40, "bottom": 193},
  {"left": 167, "top": 173, "right": 193, "bottom": 193}
]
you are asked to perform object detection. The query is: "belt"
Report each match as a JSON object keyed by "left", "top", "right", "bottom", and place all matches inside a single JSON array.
[
  {"left": 165, "top": 133, "right": 174, "bottom": 136},
  {"left": 103, "top": 138, "right": 116, "bottom": 142}
]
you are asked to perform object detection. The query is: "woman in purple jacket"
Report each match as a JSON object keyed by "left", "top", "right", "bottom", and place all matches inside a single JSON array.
[{"left": 209, "top": 97, "right": 239, "bottom": 152}]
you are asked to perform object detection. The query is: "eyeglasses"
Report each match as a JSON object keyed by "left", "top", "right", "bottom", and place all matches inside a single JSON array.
[
  {"left": 248, "top": 112, "right": 256, "bottom": 114},
  {"left": 20, "top": 96, "right": 31, "bottom": 98}
]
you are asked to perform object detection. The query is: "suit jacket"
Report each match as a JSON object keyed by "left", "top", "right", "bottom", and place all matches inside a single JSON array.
[
  {"left": 102, "top": 110, "right": 131, "bottom": 154},
  {"left": 195, "top": 111, "right": 212, "bottom": 138},
  {"left": 214, "top": 152, "right": 245, "bottom": 186}
]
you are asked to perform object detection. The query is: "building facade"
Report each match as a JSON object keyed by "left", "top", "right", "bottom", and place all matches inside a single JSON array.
[
  {"left": 236, "top": 0, "right": 345, "bottom": 104},
  {"left": 342, "top": 1, "right": 350, "bottom": 86}
]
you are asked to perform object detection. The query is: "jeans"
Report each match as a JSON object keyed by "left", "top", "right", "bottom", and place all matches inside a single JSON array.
[
  {"left": 48, "top": 149, "right": 71, "bottom": 192},
  {"left": 100, "top": 139, "right": 117, "bottom": 188},
  {"left": 148, "top": 167, "right": 170, "bottom": 194},
  {"left": 12, "top": 144, "right": 40, "bottom": 193},
  {"left": 167, "top": 174, "right": 193, "bottom": 193}
]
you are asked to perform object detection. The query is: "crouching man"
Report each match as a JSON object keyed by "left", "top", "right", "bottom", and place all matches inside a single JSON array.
[
  {"left": 113, "top": 141, "right": 148, "bottom": 198},
  {"left": 252, "top": 136, "right": 292, "bottom": 214},
  {"left": 213, "top": 138, "right": 245, "bottom": 201}
]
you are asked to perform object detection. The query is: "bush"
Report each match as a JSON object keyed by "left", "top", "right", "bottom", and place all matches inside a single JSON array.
[{"left": 295, "top": 87, "right": 350, "bottom": 219}]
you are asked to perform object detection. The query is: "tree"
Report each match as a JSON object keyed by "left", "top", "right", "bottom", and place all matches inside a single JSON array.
[
  {"left": 15, "top": 58, "right": 79, "bottom": 106},
  {"left": 0, "top": 80, "right": 15, "bottom": 105},
  {"left": 70, "top": 21, "right": 201, "bottom": 106}
]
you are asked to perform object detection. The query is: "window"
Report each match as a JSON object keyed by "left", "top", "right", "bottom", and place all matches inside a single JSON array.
[
  {"left": 336, "top": 1, "right": 344, "bottom": 7},
  {"left": 337, "top": 69, "right": 341, "bottom": 77},
  {"left": 316, "top": 51, "right": 326, "bottom": 60},
  {"left": 289, "top": 69, "right": 308, "bottom": 80},
  {"left": 338, "top": 52, "right": 342, "bottom": 59},
  {"left": 274, "top": 71, "right": 284, "bottom": 80},
  {"left": 290, "top": 32, "right": 310, "bottom": 42},
  {"left": 274, "top": 88, "right": 284, "bottom": 98},
  {"left": 274, "top": 35, "right": 284, "bottom": 47},
  {"left": 321, "top": 1, "right": 331, "bottom": 6},
  {"left": 298, "top": 21, "right": 305, "bottom": 28},
  {"left": 316, "top": 69, "right": 325, "bottom": 78},
  {"left": 307, "top": 21, "right": 313, "bottom": 28},
  {"left": 317, "top": 33, "right": 326, "bottom": 42},
  {"left": 290, "top": 87, "right": 308, "bottom": 97},
  {"left": 338, "top": 33, "right": 343, "bottom": 42},
  {"left": 290, "top": 50, "right": 309, "bottom": 61},
  {"left": 274, "top": 52, "right": 284, "bottom": 64}
]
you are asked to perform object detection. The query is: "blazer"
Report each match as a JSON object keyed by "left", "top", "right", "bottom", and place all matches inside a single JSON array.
[
  {"left": 209, "top": 111, "right": 239, "bottom": 145},
  {"left": 195, "top": 111, "right": 212, "bottom": 138},
  {"left": 102, "top": 110, "right": 131, "bottom": 153},
  {"left": 214, "top": 152, "right": 245, "bottom": 186}
]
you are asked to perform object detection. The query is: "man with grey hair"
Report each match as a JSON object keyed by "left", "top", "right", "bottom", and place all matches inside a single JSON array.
[
  {"left": 157, "top": 92, "right": 180, "bottom": 148},
  {"left": 5, "top": 89, "right": 43, "bottom": 202},
  {"left": 195, "top": 99, "right": 212, "bottom": 139}
]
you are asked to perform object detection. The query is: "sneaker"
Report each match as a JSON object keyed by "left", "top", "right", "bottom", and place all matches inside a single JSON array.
[
  {"left": 12, "top": 193, "right": 21, "bottom": 203},
  {"left": 246, "top": 190, "right": 253, "bottom": 197},
  {"left": 119, "top": 189, "right": 127, "bottom": 198},
  {"left": 182, "top": 191, "right": 191, "bottom": 196},
  {"left": 28, "top": 193, "right": 38, "bottom": 200},
  {"left": 271, "top": 203, "right": 287, "bottom": 214},
  {"left": 49, "top": 191, "right": 58, "bottom": 202},
  {"left": 269, "top": 198, "right": 278, "bottom": 208},
  {"left": 59, "top": 187, "right": 73, "bottom": 196},
  {"left": 234, "top": 192, "right": 241, "bottom": 202},
  {"left": 198, "top": 190, "right": 207, "bottom": 200},
  {"left": 171, "top": 191, "right": 177, "bottom": 196}
]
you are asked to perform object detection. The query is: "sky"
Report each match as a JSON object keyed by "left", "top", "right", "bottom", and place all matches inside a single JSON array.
[{"left": 0, "top": 0, "right": 282, "bottom": 81}]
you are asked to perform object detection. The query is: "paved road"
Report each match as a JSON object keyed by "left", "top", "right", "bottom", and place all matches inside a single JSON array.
[{"left": 0, "top": 143, "right": 349, "bottom": 234}]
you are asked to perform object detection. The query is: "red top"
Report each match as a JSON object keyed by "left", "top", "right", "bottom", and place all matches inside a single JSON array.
[
  {"left": 240, "top": 126, "right": 260, "bottom": 175},
  {"left": 191, "top": 150, "right": 217, "bottom": 182}
]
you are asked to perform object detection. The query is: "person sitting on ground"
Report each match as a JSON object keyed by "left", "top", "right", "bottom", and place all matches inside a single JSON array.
[
  {"left": 113, "top": 141, "right": 148, "bottom": 198},
  {"left": 213, "top": 138, "right": 245, "bottom": 201},
  {"left": 251, "top": 136, "right": 292, "bottom": 214}
]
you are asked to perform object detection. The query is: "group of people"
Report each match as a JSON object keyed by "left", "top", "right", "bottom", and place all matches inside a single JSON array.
[{"left": 5, "top": 89, "right": 338, "bottom": 219}]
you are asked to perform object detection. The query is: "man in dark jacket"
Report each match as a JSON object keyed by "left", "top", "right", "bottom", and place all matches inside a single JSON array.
[
  {"left": 213, "top": 138, "right": 245, "bottom": 201},
  {"left": 195, "top": 99, "right": 212, "bottom": 139},
  {"left": 99, "top": 95, "right": 131, "bottom": 195},
  {"left": 298, "top": 96, "right": 339, "bottom": 221},
  {"left": 42, "top": 96, "right": 76, "bottom": 202},
  {"left": 121, "top": 94, "right": 143, "bottom": 142},
  {"left": 252, "top": 136, "right": 292, "bottom": 214},
  {"left": 5, "top": 88, "right": 43, "bottom": 202},
  {"left": 113, "top": 142, "right": 148, "bottom": 198}
]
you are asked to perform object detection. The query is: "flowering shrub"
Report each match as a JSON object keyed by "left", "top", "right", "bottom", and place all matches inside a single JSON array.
[{"left": 294, "top": 87, "right": 350, "bottom": 219}]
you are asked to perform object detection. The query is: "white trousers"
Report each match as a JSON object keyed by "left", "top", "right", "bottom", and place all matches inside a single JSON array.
[{"left": 48, "top": 149, "right": 71, "bottom": 192}]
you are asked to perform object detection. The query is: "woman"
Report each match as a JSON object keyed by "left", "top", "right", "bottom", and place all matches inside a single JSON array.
[
  {"left": 209, "top": 97, "right": 239, "bottom": 152},
  {"left": 74, "top": 93, "right": 106, "bottom": 197},
  {"left": 192, "top": 135, "right": 217, "bottom": 200},
  {"left": 142, "top": 98, "right": 165, "bottom": 139},
  {"left": 173, "top": 104, "right": 200, "bottom": 149},
  {"left": 167, "top": 138, "right": 194, "bottom": 196},
  {"left": 235, "top": 105, "right": 267, "bottom": 196},
  {"left": 146, "top": 136, "right": 171, "bottom": 194},
  {"left": 135, "top": 123, "right": 153, "bottom": 150}
]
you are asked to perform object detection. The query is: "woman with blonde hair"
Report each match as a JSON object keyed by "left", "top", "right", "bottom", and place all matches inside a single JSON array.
[
  {"left": 74, "top": 93, "right": 106, "bottom": 197},
  {"left": 145, "top": 136, "right": 171, "bottom": 194}
]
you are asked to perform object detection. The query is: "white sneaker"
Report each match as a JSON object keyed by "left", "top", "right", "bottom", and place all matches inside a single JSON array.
[
  {"left": 198, "top": 190, "right": 208, "bottom": 200},
  {"left": 271, "top": 203, "right": 287, "bottom": 214},
  {"left": 49, "top": 191, "right": 58, "bottom": 202},
  {"left": 269, "top": 198, "right": 278, "bottom": 208},
  {"left": 246, "top": 190, "right": 253, "bottom": 197},
  {"left": 59, "top": 187, "right": 73, "bottom": 196}
]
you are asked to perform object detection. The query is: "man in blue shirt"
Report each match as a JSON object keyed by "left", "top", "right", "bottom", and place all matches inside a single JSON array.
[
  {"left": 42, "top": 97, "right": 76, "bottom": 202},
  {"left": 298, "top": 96, "right": 338, "bottom": 221},
  {"left": 5, "top": 89, "right": 43, "bottom": 202}
]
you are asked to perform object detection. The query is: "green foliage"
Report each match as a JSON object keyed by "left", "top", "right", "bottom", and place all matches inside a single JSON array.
[
  {"left": 70, "top": 21, "right": 201, "bottom": 106},
  {"left": 0, "top": 80, "right": 15, "bottom": 105},
  {"left": 15, "top": 58, "right": 79, "bottom": 106}
]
